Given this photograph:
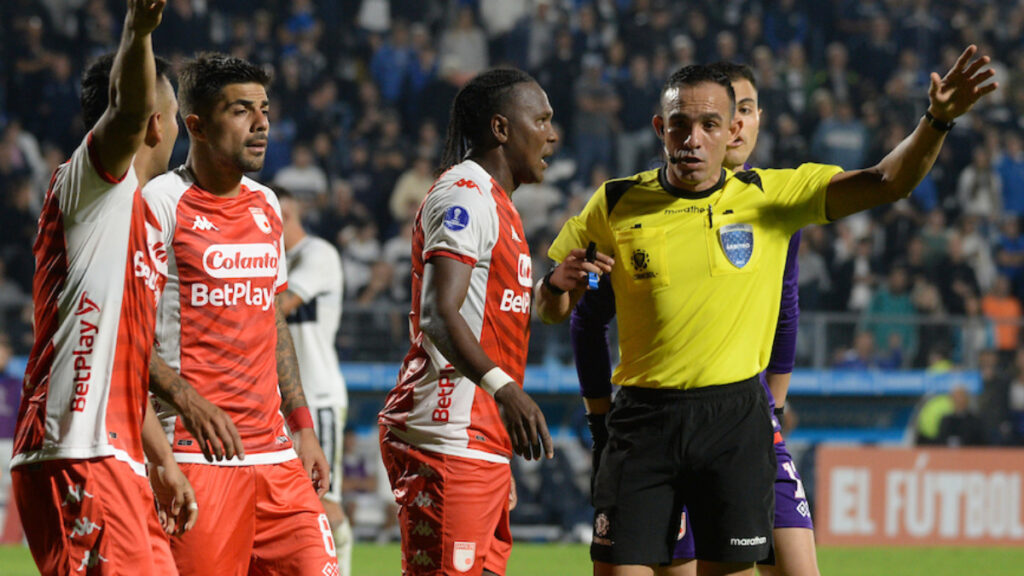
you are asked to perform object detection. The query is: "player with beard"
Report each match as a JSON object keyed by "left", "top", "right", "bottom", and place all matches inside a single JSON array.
[{"left": 144, "top": 53, "right": 337, "bottom": 575}]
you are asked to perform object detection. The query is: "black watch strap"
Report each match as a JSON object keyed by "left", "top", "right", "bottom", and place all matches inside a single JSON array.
[
  {"left": 542, "top": 269, "right": 566, "bottom": 295},
  {"left": 923, "top": 110, "right": 955, "bottom": 132}
]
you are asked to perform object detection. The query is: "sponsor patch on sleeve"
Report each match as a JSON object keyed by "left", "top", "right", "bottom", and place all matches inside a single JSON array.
[{"left": 443, "top": 205, "right": 470, "bottom": 231}]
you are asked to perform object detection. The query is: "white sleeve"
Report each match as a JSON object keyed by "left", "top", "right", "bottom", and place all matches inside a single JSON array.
[
  {"left": 420, "top": 182, "right": 496, "bottom": 265},
  {"left": 141, "top": 174, "right": 179, "bottom": 249},
  {"left": 288, "top": 241, "right": 343, "bottom": 303},
  {"left": 57, "top": 132, "right": 135, "bottom": 222}
]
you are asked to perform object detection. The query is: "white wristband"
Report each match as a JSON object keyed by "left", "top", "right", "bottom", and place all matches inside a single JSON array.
[{"left": 480, "top": 367, "right": 513, "bottom": 396}]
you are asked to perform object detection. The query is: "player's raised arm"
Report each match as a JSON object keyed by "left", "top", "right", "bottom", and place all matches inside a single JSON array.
[
  {"left": 825, "top": 45, "right": 997, "bottom": 220},
  {"left": 91, "top": 0, "right": 166, "bottom": 180}
]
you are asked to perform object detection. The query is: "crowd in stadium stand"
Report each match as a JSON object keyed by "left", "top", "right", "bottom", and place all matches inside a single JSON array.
[{"left": 2, "top": 0, "right": 1024, "bottom": 443}]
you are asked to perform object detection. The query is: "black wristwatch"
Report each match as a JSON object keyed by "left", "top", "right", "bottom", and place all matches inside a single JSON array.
[
  {"left": 923, "top": 110, "right": 955, "bottom": 132},
  {"left": 542, "top": 269, "right": 566, "bottom": 295}
]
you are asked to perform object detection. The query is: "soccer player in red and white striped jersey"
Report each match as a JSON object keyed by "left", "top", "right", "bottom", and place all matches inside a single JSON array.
[
  {"left": 144, "top": 53, "right": 337, "bottom": 576},
  {"left": 10, "top": 2, "right": 196, "bottom": 574},
  {"left": 378, "top": 68, "right": 612, "bottom": 576}
]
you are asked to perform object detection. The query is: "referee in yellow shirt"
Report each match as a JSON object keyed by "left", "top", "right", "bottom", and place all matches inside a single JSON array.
[{"left": 536, "top": 48, "right": 996, "bottom": 576}]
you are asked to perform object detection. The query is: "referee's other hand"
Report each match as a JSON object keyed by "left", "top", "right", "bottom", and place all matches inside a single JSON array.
[
  {"left": 494, "top": 383, "right": 555, "bottom": 460},
  {"left": 550, "top": 248, "right": 614, "bottom": 292}
]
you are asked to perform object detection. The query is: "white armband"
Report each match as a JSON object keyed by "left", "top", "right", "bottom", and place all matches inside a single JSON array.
[{"left": 480, "top": 367, "right": 514, "bottom": 396}]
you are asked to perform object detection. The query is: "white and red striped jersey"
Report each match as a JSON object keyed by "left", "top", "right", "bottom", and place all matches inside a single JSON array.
[
  {"left": 11, "top": 132, "right": 167, "bottom": 476},
  {"left": 144, "top": 166, "right": 292, "bottom": 465},
  {"left": 379, "top": 160, "right": 533, "bottom": 463}
]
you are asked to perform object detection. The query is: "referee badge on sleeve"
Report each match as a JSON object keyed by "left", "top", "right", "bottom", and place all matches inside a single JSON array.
[{"left": 718, "top": 224, "right": 753, "bottom": 269}]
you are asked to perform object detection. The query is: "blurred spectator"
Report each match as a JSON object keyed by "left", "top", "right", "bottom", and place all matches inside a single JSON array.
[
  {"left": 811, "top": 98, "right": 869, "bottom": 170},
  {"left": 936, "top": 232, "right": 981, "bottom": 315},
  {"left": 573, "top": 54, "right": 620, "bottom": 185},
  {"left": 833, "top": 331, "right": 885, "bottom": 370},
  {"left": 912, "top": 280, "right": 952, "bottom": 368},
  {"left": 832, "top": 236, "right": 879, "bottom": 312},
  {"left": 388, "top": 154, "right": 434, "bottom": 225},
  {"left": 862, "top": 265, "right": 917, "bottom": 366},
  {"left": 811, "top": 42, "right": 860, "bottom": 105},
  {"left": 381, "top": 222, "right": 413, "bottom": 303},
  {"left": 274, "top": 142, "right": 328, "bottom": 202},
  {"left": 370, "top": 21, "right": 413, "bottom": 105},
  {"left": 342, "top": 221, "right": 382, "bottom": 299},
  {"left": 153, "top": 0, "right": 210, "bottom": 59},
  {"left": 317, "top": 179, "right": 369, "bottom": 248},
  {"left": 615, "top": 54, "right": 658, "bottom": 176},
  {"left": 977, "top": 348, "right": 1011, "bottom": 443},
  {"left": 995, "top": 216, "right": 1024, "bottom": 298},
  {"left": 914, "top": 392, "right": 954, "bottom": 446},
  {"left": 763, "top": 0, "right": 808, "bottom": 51},
  {"left": 797, "top": 238, "right": 831, "bottom": 311},
  {"left": 440, "top": 6, "right": 488, "bottom": 77},
  {"left": 998, "top": 130, "right": 1024, "bottom": 215},
  {"left": 937, "top": 386, "right": 988, "bottom": 446},
  {"left": 536, "top": 28, "right": 580, "bottom": 140},
  {"left": 981, "top": 275, "right": 1022, "bottom": 352},
  {"left": 957, "top": 146, "right": 1003, "bottom": 222}
]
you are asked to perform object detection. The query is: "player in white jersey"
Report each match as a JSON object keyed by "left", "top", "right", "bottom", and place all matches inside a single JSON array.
[
  {"left": 378, "top": 68, "right": 612, "bottom": 576},
  {"left": 10, "top": 2, "right": 197, "bottom": 574},
  {"left": 144, "top": 53, "right": 336, "bottom": 576},
  {"left": 277, "top": 186, "right": 353, "bottom": 576}
]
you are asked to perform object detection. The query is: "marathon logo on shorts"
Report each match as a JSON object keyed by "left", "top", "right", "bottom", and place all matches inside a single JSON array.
[
  {"left": 432, "top": 365, "right": 457, "bottom": 422},
  {"left": 70, "top": 293, "right": 100, "bottom": 413},
  {"left": 453, "top": 542, "right": 476, "bottom": 573},
  {"left": 593, "top": 512, "right": 613, "bottom": 546},
  {"left": 202, "top": 243, "right": 279, "bottom": 279},
  {"left": 719, "top": 223, "right": 754, "bottom": 268},
  {"left": 729, "top": 535, "right": 767, "bottom": 546}
]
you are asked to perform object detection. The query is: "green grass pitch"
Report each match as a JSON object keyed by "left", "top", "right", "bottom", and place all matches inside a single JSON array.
[{"left": 2, "top": 543, "right": 1024, "bottom": 575}]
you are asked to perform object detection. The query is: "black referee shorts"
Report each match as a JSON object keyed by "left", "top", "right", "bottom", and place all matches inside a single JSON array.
[{"left": 590, "top": 376, "right": 776, "bottom": 565}]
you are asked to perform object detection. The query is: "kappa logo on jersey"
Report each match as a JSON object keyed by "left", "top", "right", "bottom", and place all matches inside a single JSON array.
[
  {"left": 77, "top": 550, "right": 108, "bottom": 572},
  {"left": 321, "top": 563, "right": 339, "bottom": 576},
  {"left": 412, "top": 521, "right": 436, "bottom": 537},
  {"left": 71, "top": 293, "right": 99, "bottom": 413},
  {"left": 719, "top": 223, "right": 754, "bottom": 268},
  {"left": 510, "top": 225, "right": 522, "bottom": 243},
  {"left": 69, "top": 517, "right": 102, "bottom": 538},
  {"left": 249, "top": 206, "right": 273, "bottom": 234},
  {"left": 443, "top": 205, "right": 470, "bottom": 231},
  {"left": 202, "top": 243, "right": 279, "bottom": 279},
  {"left": 62, "top": 484, "right": 94, "bottom": 506},
  {"left": 412, "top": 491, "right": 434, "bottom": 508},
  {"left": 453, "top": 542, "right": 476, "bottom": 573},
  {"left": 517, "top": 254, "right": 532, "bottom": 287},
  {"left": 191, "top": 215, "right": 219, "bottom": 231},
  {"left": 411, "top": 550, "right": 435, "bottom": 567}
]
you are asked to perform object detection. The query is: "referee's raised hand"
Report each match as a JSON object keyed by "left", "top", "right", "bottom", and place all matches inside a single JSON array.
[
  {"left": 126, "top": 0, "right": 166, "bottom": 35},
  {"left": 494, "top": 383, "right": 554, "bottom": 461},
  {"left": 926, "top": 44, "right": 998, "bottom": 124}
]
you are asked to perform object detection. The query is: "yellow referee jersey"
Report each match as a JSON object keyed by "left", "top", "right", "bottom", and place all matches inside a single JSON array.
[{"left": 549, "top": 163, "right": 842, "bottom": 390}]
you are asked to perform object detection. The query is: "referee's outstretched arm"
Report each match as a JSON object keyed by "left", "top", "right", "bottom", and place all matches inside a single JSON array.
[{"left": 825, "top": 44, "right": 997, "bottom": 221}]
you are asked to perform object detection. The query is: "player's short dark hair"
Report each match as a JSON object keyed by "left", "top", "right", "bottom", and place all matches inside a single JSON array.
[
  {"left": 437, "top": 67, "right": 535, "bottom": 176},
  {"left": 80, "top": 53, "right": 176, "bottom": 130},
  {"left": 709, "top": 61, "right": 757, "bottom": 91},
  {"left": 273, "top": 184, "right": 294, "bottom": 200},
  {"left": 661, "top": 64, "right": 736, "bottom": 117},
  {"left": 178, "top": 52, "right": 271, "bottom": 118}
]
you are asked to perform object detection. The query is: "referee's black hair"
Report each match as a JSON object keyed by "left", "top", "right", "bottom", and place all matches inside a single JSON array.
[
  {"left": 437, "top": 68, "right": 535, "bottom": 177},
  {"left": 81, "top": 53, "right": 176, "bottom": 130},
  {"left": 709, "top": 61, "right": 757, "bottom": 91},
  {"left": 661, "top": 64, "right": 736, "bottom": 117},
  {"left": 178, "top": 52, "right": 271, "bottom": 119}
]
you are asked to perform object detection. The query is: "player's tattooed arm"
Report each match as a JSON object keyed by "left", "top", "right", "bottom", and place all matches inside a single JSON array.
[
  {"left": 276, "top": 289, "right": 304, "bottom": 317},
  {"left": 274, "top": 301, "right": 308, "bottom": 415},
  {"left": 149, "top": 350, "right": 244, "bottom": 461}
]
